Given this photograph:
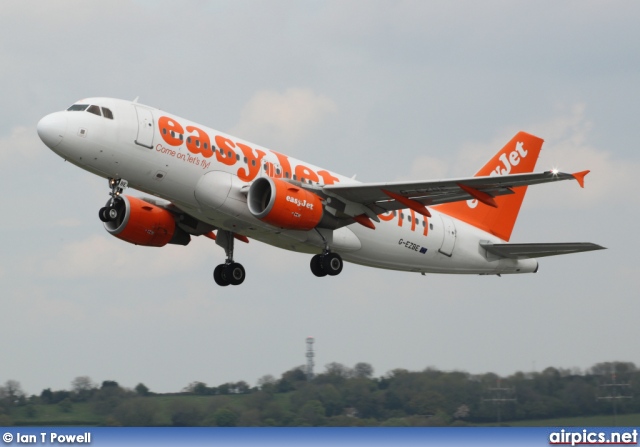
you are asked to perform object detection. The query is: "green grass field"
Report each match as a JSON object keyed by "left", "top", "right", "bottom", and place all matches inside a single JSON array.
[
  {"left": 6, "top": 395, "right": 640, "bottom": 427},
  {"left": 10, "top": 402, "right": 102, "bottom": 426},
  {"left": 495, "top": 413, "right": 640, "bottom": 427}
]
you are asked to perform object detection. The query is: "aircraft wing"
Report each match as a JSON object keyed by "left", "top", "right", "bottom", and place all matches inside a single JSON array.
[
  {"left": 321, "top": 170, "right": 589, "bottom": 218},
  {"left": 480, "top": 242, "right": 606, "bottom": 259}
]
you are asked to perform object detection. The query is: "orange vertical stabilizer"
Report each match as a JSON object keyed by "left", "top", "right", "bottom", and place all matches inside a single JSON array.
[{"left": 435, "top": 131, "right": 544, "bottom": 241}]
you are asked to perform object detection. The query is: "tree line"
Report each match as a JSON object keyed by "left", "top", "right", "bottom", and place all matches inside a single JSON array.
[{"left": 0, "top": 361, "right": 638, "bottom": 426}]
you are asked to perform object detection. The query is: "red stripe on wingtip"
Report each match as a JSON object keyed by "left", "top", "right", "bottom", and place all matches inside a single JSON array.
[{"left": 572, "top": 170, "right": 590, "bottom": 188}]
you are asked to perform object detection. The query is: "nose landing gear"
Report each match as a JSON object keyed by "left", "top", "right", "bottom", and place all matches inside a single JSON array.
[{"left": 99, "top": 178, "right": 128, "bottom": 222}]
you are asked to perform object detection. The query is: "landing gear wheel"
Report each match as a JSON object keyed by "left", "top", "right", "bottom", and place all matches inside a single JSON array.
[
  {"left": 100, "top": 178, "right": 127, "bottom": 225},
  {"left": 213, "top": 264, "right": 230, "bottom": 287},
  {"left": 322, "top": 253, "right": 343, "bottom": 276},
  {"left": 226, "top": 263, "right": 246, "bottom": 286},
  {"left": 212, "top": 230, "right": 248, "bottom": 287},
  {"left": 99, "top": 207, "right": 109, "bottom": 222},
  {"left": 214, "top": 263, "right": 245, "bottom": 286},
  {"left": 108, "top": 207, "right": 119, "bottom": 220},
  {"left": 310, "top": 254, "right": 327, "bottom": 277}
]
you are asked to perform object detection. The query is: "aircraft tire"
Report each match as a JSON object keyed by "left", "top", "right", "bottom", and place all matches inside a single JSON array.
[
  {"left": 213, "top": 264, "right": 230, "bottom": 286},
  {"left": 99, "top": 207, "right": 109, "bottom": 222},
  {"left": 227, "top": 263, "right": 246, "bottom": 286},
  {"left": 310, "top": 254, "right": 327, "bottom": 277},
  {"left": 108, "top": 207, "right": 119, "bottom": 221},
  {"left": 322, "top": 253, "right": 343, "bottom": 276}
]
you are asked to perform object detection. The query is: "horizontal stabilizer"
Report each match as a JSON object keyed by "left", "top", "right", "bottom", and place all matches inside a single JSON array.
[{"left": 480, "top": 242, "right": 606, "bottom": 259}]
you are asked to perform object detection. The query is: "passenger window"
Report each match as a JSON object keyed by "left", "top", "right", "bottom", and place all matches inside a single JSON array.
[
  {"left": 430, "top": 223, "right": 434, "bottom": 230},
  {"left": 285, "top": 172, "right": 290, "bottom": 178},
  {"left": 102, "top": 108, "right": 114, "bottom": 119},
  {"left": 87, "top": 105, "right": 101, "bottom": 116},
  {"left": 408, "top": 216, "right": 412, "bottom": 223},
  {"left": 251, "top": 160, "right": 256, "bottom": 166}
]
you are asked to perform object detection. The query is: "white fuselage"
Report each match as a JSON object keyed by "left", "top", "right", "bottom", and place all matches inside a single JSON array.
[{"left": 38, "top": 97, "right": 538, "bottom": 275}]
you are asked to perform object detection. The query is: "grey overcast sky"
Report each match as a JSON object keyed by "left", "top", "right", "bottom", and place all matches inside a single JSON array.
[{"left": 1, "top": 1, "right": 638, "bottom": 395}]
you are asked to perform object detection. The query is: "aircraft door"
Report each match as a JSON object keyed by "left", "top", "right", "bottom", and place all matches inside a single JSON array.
[
  {"left": 438, "top": 215, "right": 457, "bottom": 256},
  {"left": 134, "top": 105, "right": 154, "bottom": 148}
]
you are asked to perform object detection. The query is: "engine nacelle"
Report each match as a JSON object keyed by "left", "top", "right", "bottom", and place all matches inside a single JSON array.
[
  {"left": 104, "top": 195, "right": 190, "bottom": 247},
  {"left": 247, "top": 177, "right": 324, "bottom": 230}
]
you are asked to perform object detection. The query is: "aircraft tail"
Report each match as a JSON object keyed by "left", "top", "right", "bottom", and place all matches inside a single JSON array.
[{"left": 435, "top": 131, "right": 544, "bottom": 241}]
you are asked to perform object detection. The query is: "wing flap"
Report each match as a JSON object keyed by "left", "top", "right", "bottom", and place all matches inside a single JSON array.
[
  {"left": 322, "top": 171, "right": 580, "bottom": 213},
  {"left": 480, "top": 242, "right": 606, "bottom": 259}
]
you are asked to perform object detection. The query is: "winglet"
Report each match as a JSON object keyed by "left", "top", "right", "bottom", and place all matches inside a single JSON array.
[
  {"left": 572, "top": 170, "right": 590, "bottom": 188},
  {"left": 382, "top": 189, "right": 432, "bottom": 218},
  {"left": 457, "top": 183, "right": 498, "bottom": 208}
]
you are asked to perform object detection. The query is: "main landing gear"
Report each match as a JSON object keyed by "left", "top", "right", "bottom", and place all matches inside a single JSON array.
[
  {"left": 99, "top": 178, "right": 128, "bottom": 223},
  {"left": 213, "top": 230, "right": 246, "bottom": 286},
  {"left": 310, "top": 251, "right": 343, "bottom": 277},
  {"left": 214, "top": 262, "right": 246, "bottom": 287},
  {"left": 309, "top": 229, "right": 343, "bottom": 278}
]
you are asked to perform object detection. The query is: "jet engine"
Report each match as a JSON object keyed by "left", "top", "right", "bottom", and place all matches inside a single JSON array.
[
  {"left": 102, "top": 195, "right": 190, "bottom": 247},
  {"left": 247, "top": 177, "right": 323, "bottom": 230}
]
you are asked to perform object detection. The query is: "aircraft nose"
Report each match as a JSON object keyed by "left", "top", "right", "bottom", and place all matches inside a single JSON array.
[{"left": 37, "top": 112, "right": 67, "bottom": 148}]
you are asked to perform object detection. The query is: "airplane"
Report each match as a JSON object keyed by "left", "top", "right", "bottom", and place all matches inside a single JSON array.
[{"left": 37, "top": 98, "right": 604, "bottom": 286}]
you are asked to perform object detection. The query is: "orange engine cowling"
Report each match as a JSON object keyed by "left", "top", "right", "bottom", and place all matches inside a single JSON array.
[
  {"left": 104, "top": 195, "right": 189, "bottom": 247},
  {"left": 247, "top": 177, "right": 324, "bottom": 230}
]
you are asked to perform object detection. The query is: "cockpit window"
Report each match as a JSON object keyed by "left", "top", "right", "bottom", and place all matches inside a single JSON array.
[
  {"left": 87, "top": 105, "right": 102, "bottom": 116},
  {"left": 67, "top": 104, "right": 89, "bottom": 111},
  {"left": 66, "top": 103, "right": 115, "bottom": 120}
]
